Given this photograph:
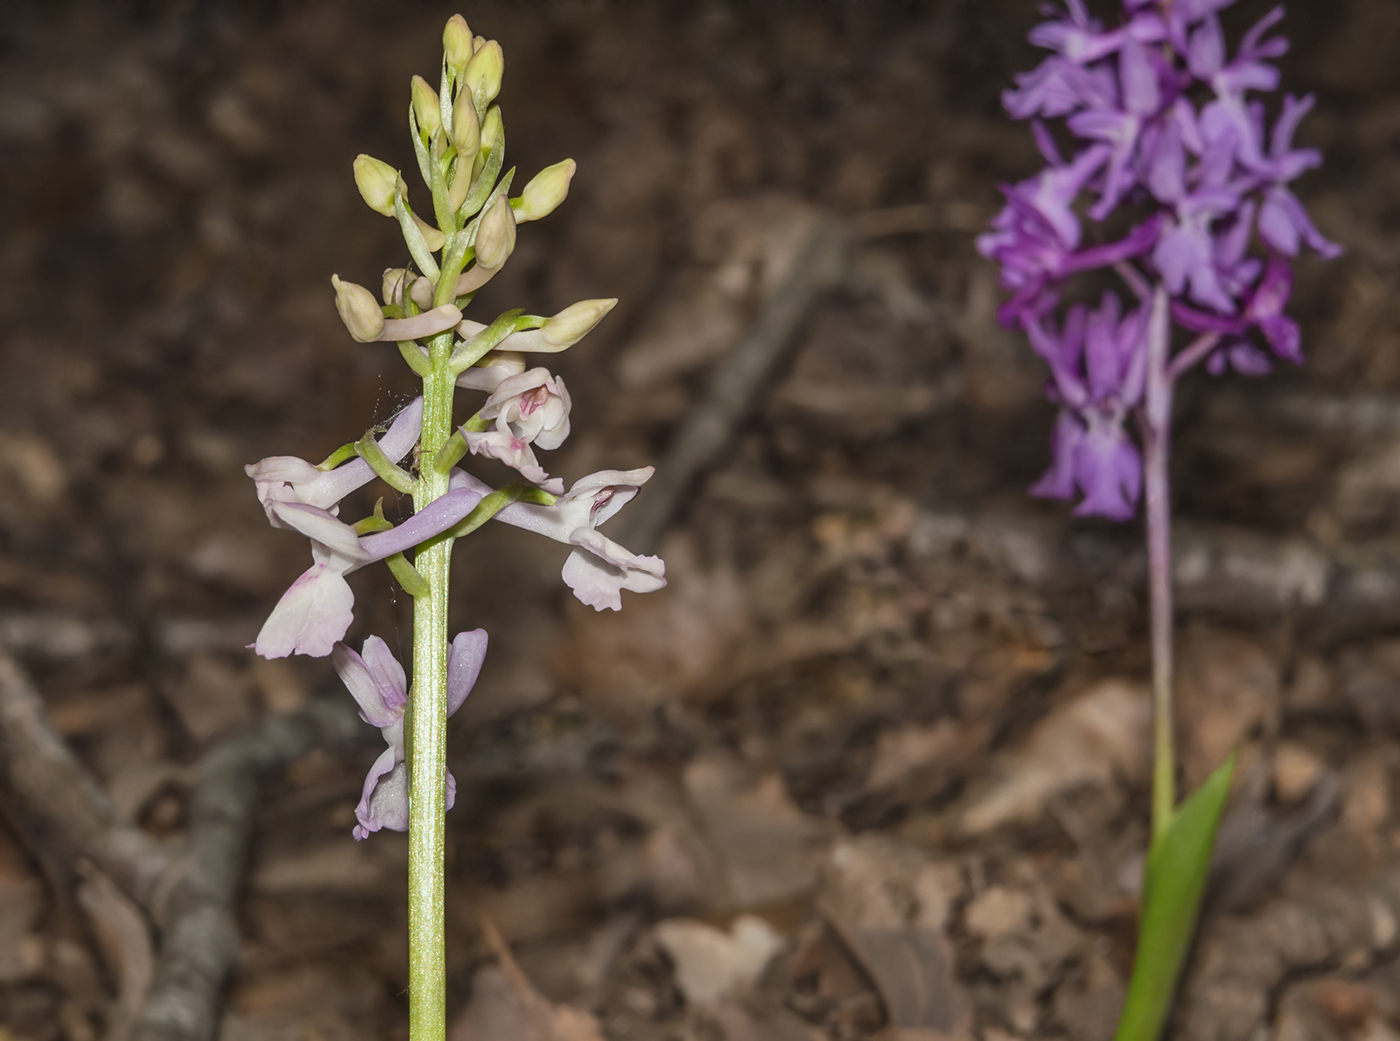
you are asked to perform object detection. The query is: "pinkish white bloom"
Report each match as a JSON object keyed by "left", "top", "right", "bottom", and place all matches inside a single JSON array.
[
  {"left": 255, "top": 486, "right": 492, "bottom": 659},
  {"left": 254, "top": 503, "right": 369, "bottom": 658},
  {"left": 246, "top": 398, "right": 423, "bottom": 523},
  {"left": 478, "top": 367, "right": 571, "bottom": 450},
  {"left": 449, "top": 466, "right": 666, "bottom": 611},
  {"left": 456, "top": 350, "right": 526, "bottom": 392},
  {"left": 462, "top": 429, "right": 560, "bottom": 491},
  {"left": 333, "top": 630, "right": 487, "bottom": 840},
  {"left": 563, "top": 527, "right": 666, "bottom": 610}
]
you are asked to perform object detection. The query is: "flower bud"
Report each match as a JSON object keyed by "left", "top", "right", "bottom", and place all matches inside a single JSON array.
[
  {"left": 410, "top": 276, "right": 435, "bottom": 311},
  {"left": 443, "top": 15, "right": 474, "bottom": 78},
  {"left": 463, "top": 40, "right": 504, "bottom": 109},
  {"left": 451, "top": 87, "right": 481, "bottom": 157},
  {"left": 332, "top": 275, "right": 386, "bottom": 343},
  {"left": 411, "top": 75, "right": 441, "bottom": 139},
  {"left": 479, "top": 105, "right": 503, "bottom": 158},
  {"left": 514, "top": 159, "right": 575, "bottom": 223},
  {"left": 382, "top": 267, "right": 413, "bottom": 306},
  {"left": 474, "top": 195, "right": 516, "bottom": 271},
  {"left": 543, "top": 298, "right": 618, "bottom": 347},
  {"left": 354, "top": 155, "right": 398, "bottom": 217}
]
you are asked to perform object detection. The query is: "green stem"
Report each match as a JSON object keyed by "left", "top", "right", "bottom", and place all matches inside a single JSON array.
[{"left": 407, "top": 325, "right": 456, "bottom": 1041}]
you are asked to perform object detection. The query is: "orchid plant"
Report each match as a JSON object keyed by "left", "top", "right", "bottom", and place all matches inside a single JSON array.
[
  {"left": 245, "top": 16, "right": 665, "bottom": 1038},
  {"left": 978, "top": 1, "right": 1337, "bottom": 1036}
]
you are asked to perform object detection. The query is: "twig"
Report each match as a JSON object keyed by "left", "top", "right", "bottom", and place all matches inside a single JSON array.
[
  {"left": 131, "top": 698, "right": 361, "bottom": 1041},
  {"left": 928, "top": 507, "right": 1400, "bottom": 642},
  {"left": 0, "top": 642, "right": 364, "bottom": 1041},
  {"left": 618, "top": 218, "right": 848, "bottom": 553},
  {"left": 0, "top": 646, "right": 175, "bottom": 905}
]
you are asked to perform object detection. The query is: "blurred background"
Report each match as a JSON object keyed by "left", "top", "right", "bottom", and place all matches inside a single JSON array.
[{"left": 1, "top": 1, "right": 1399, "bottom": 1039}]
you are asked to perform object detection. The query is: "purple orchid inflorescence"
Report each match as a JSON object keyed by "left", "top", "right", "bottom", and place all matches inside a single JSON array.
[{"left": 977, "top": 0, "right": 1339, "bottom": 518}]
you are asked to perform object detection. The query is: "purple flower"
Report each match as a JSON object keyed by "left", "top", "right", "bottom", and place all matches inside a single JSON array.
[
  {"left": 1146, "top": 120, "right": 1245, "bottom": 312},
  {"left": 1174, "top": 252, "right": 1302, "bottom": 365},
  {"left": 1026, "top": 0, "right": 1167, "bottom": 66},
  {"left": 332, "top": 630, "right": 486, "bottom": 840},
  {"left": 1253, "top": 96, "right": 1342, "bottom": 259},
  {"left": 1028, "top": 293, "right": 1147, "bottom": 520},
  {"left": 1004, "top": 56, "right": 1085, "bottom": 121},
  {"left": 1067, "top": 36, "right": 1163, "bottom": 218}
]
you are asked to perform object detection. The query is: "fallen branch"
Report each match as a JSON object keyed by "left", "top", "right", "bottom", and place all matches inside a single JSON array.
[
  {"left": 0, "top": 646, "right": 175, "bottom": 905},
  {"left": 0, "top": 642, "right": 362, "bottom": 1041},
  {"left": 132, "top": 698, "right": 361, "bottom": 1041},
  {"left": 928, "top": 507, "right": 1400, "bottom": 642}
]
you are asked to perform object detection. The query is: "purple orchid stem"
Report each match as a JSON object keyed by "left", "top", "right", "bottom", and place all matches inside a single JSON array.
[{"left": 1141, "top": 286, "right": 1175, "bottom": 841}]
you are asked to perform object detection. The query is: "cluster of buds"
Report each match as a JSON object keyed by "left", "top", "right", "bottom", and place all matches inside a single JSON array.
[
  {"left": 244, "top": 16, "right": 665, "bottom": 839},
  {"left": 977, "top": 0, "right": 1338, "bottom": 519}
]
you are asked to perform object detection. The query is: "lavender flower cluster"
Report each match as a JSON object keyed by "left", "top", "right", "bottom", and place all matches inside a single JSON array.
[{"left": 977, "top": 0, "right": 1339, "bottom": 520}]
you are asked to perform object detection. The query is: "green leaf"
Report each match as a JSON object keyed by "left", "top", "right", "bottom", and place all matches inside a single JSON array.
[{"left": 1113, "top": 753, "right": 1236, "bottom": 1041}]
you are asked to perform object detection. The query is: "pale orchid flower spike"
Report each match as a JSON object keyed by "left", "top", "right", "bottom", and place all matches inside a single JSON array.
[{"left": 241, "top": 15, "right": 664, "bottom": 1040}]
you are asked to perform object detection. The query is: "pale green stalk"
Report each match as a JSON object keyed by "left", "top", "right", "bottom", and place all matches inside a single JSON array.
[
  {"left": 407, "top": 321, "right": 457, "bottom": 1041},
  {"left": 406, "top": 188, "right": 472, "bottom": 1037}
]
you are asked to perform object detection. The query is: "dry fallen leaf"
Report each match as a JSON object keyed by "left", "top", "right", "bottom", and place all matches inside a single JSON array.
[
  {"left": 954, "top": 679, "right": 1151, "bottom": 836},
  {"left": 654, "top": 915, "right": 784, "bottom": 1009}
]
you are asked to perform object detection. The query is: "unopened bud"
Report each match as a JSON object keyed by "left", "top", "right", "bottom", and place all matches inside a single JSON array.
[
  {"left": 443, "top": 15, "right": 474, "bottom": 77},
  {"left": 474, "top": 195, "right": 516, "bottom": 270},
  {"left": 449, "top": 157, "right": 473, "bottom": 212},
  {"left": 463, "top": 40, "right": 504, "bottom": 108},
  {"left": 332, "top": 275, "right": 386, "bottom": 343},
  {"left": 451, "top": 88, "right": 480, "bottom": 156},
  {"left": 354, "top": 155, "right": 398, "bottom": 217},
  {"left": 480, "top": 106, "right": 503, "bottom": 158},
  {"left": 382, "top": 267, "right": 413, "bottom": 306},
  {"left": 411, "top": 75, "right": 441, "bottom": 139},
  {"left": 514, "top": 159, "right": 575, "bottom": 222},
  {"left": 543, "top": 298, "right": 618, "bottom": 347},
  {"left": 410, "top": 276, "right": 435, "bottom": 311}
]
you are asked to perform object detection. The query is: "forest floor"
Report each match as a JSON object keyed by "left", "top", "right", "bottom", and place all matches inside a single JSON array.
[{"left": 4, "top": 1, "right": 1400, "bottom": 1039}]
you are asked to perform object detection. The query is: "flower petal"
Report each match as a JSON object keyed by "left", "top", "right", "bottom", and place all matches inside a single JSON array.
[
  {"left": 446, "top": 629, "right": 488, "bottom": 716},
  {"left": 561, "top": 528, "right": 667, "bottom": 612},
  {"left": 268, "top": 502, "right": 368, "bottom": 560},
  {"left": 254, "top": 559, "right": 355, "bottom": 659},
  {"left": 331, "top": 639, "right": 404, "bottom": 726},
  {"left": 354, "top": 760, "right": 410, "bottom": 839}
]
